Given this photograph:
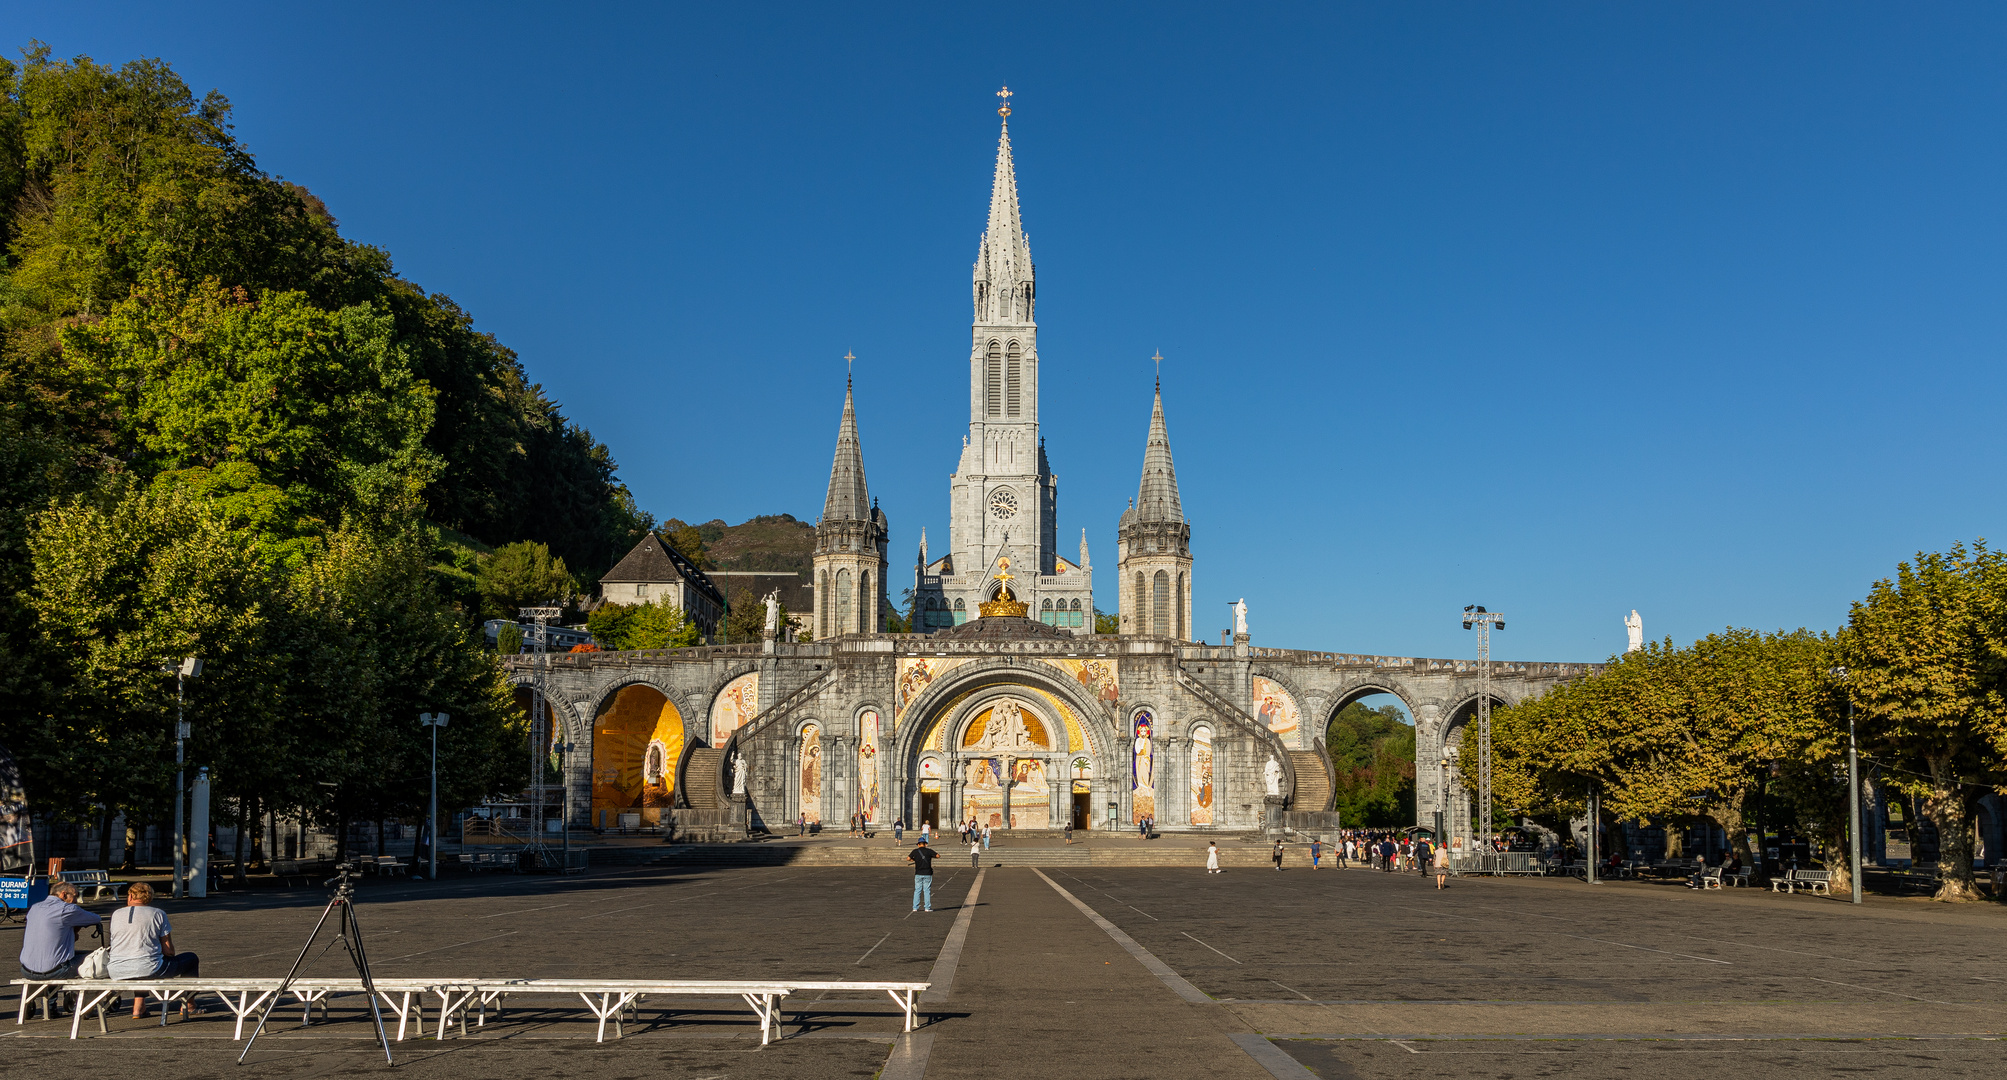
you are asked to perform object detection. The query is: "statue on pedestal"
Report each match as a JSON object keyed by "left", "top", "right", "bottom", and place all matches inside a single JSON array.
[
  {"left": 1263, "top": 755, "right": 1282, "bottom": 796},
  {"left": 730, "top": 751, "right": 747, "bottom": 795},
  {"left": 763, "top": 590, "right": 781, "bottom": 636},
  {"left": 1624, "top": 609, "right": 1643, "bottom": 653},
  {"left": 1232, "top": 598, "right": 1248, "bottom": 637}
]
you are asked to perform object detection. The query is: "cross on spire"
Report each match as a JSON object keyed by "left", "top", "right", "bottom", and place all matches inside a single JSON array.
[
  {"left": 844, "top": 350, "right": 855, "bottom": 388},
  {"left": 996, "top": 85, "right": 1012, "bottom": 120},
  {"left": 1152, "top": 350, "right": 1163, "bottom": 390}
]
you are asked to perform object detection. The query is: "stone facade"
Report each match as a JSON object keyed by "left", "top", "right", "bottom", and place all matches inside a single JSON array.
[{"left": 509, "top": 636, "right": 1599, "bottom": 838}]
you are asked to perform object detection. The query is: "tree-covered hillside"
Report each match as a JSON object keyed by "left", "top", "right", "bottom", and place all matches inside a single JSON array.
[{"left": 0, "top": 45, "right": 650, "bottom": 863}]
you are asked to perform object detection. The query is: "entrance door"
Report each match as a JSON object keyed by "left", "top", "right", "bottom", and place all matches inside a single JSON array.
[
  {"left": 1070, "top": 793, "right": 1091, "bottom": 831},
  {"left": 919, "top": 792, "right": 940, "bottom": 829}
]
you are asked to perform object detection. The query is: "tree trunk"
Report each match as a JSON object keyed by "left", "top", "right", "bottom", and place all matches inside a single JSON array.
[
  {"left": 233, "top": 793, "right": 250, "bottom": 882},
  {"left": 1816, "top": 819, "right": 1851, "bottom": 896},
  {"left": 96, "top": 808, "right": 114, "bottom": 872},
  {"left": 1924, "top": 756, "right": 1980, "bottom": 901},
  {"left": 1708, "top": 788, "right": 1754, "bottom": 869},
  {"left": 376, "top": 818, "right": 386, "bottom": 856},
  {"left": 1664, "top": 818, "right": 1685, "bottom": 860}
]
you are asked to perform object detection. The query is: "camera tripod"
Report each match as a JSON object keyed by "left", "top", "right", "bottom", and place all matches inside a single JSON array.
[{"left": 237, "top": 862, "right": 393, "bottom": 1066}]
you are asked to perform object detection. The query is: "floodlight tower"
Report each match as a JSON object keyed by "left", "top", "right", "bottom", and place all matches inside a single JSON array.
[{"left": 1461, "top": 606, "right": 1504, "bottom": 870}]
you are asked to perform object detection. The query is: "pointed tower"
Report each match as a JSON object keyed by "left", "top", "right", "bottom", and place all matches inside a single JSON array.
[
  {"left": 1117, "top": 378, "right": 1193, "bottom": 638},
  {"left": 813, "top": 374, "right": 889, "bottom": 638},
  {"left": 925, "top": 92, "right": 1093, "bottom": 635}
]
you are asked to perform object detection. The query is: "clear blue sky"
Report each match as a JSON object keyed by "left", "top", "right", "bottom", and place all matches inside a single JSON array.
[{"left": 16, "top": 4, "right": 2007, "bottom": 663}]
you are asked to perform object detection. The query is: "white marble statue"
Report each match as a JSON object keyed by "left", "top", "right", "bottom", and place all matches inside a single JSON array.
[
  {"left": 730, "top": 751, "right": 747, "bottom": 795},
  {"left": 1263, "top": 755, "right": 1282, "bottom": 796},
  {"left": 1232, "top": 598, "right": 1248, "bottom": 637},
  {"left": 763, "top": 590, "right": 780, "bottom": 635},
  {"left": 1624, "top": 609, "right": 1643, "bottom": 653}
]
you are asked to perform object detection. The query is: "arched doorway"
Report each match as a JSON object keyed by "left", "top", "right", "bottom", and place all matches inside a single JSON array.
[
  {"left": 1440, "top": 694, "right": 1510, "bottom": 852},
  {"left": 590, "top": 684, "right": 684, "bottom": 829},
  {"left": 1324, "top": 690, "right": 1416, "bottom": 830}
]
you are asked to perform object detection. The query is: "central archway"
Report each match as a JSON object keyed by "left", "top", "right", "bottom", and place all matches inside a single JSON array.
[{"left": 892, "top": 661, "right": 1119, "bottom": 832}]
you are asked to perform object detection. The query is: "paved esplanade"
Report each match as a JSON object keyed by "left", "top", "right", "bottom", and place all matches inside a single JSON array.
[{"left": 4, "top": 863, "right": 2001, "bottom": 1078}]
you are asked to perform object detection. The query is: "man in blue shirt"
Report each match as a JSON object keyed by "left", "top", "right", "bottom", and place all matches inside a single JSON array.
[{"left": 19, "top": 881, "right": 102, "bottom": 1017}]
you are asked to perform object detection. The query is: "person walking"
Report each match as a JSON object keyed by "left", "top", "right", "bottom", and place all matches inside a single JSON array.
[
  {"left": 1336, "top": 838, "right": 1350, "bottom": 869},
  {"left": 1206, "top": 841, "right": 1221, "bottom": 874},
  {"left": 1434, "top": 837, "right": 1451, "bottom": 889},
  {"left": 982, "top": 823, "right": 992, "bottom": 851},
  {"left": 893, "top": 817, "right": 905, "bottom": 841},
  {"left": 1310, "top": 838, "right": 1322, "bottom": 870},
  {"left": 920, "top": 820, "right": 930, "bottom": 845},
  {"left": 1272, "top": 840, "right": 1285, "bottom": 871},
  {"left": 796, "top": 814, "right": 806, "bottom": 837},
  {"left": 1381, "top": 837, "right": 1396, "bottom": 872},
  {"left": 908, "top": 839, "right": 937, "bottom": 912},
  {"left": 969, "top": 835, "right": 983, "bottom": 868}
]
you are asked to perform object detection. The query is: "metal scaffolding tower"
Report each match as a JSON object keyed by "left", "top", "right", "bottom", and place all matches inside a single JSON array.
[{"left": 1461, "top": 605, "right": 1504, "bottom": 869}]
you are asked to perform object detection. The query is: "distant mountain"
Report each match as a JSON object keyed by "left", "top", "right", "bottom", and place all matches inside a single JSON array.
[{"left": 666, "top": 514, "right": 815, "bottom": 573}]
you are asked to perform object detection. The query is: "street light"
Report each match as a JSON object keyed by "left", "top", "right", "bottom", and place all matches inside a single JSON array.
[
  {"left": 164, "top": 657, "right": 201, "bottom": 899},
  {"left": 1830, "top": 666, "right": 1863, "bottom": 905},
  {"left": 553, "top": 740, "right": 575, "bottom": 872},
  {"left": 419, "top": 713, "right": 450, "bottom": 880},
  {"left": 1460, "top": 606, "right": 1503, "bottom": 871}
]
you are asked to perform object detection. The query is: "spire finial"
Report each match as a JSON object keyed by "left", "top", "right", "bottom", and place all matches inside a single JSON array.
[
  {"left": 996, "top": 85, "right": 1012, "bottom": 120},
  {"left": 844, "top": 349, "right": 855, "bottom": 389},
  {"left": 1152, "top": 349, "right": 1163, "bottom": 390}
]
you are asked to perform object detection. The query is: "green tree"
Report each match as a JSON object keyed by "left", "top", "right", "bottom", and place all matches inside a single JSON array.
[
  {"left": 665, "top": 524, "right": 711, "bottom": 569},
  {"left": 590, "top": 597, "right": 698, "bottom": 650},
  {"left": 24, "top": 482, "right": 284, "bottom": 870},
  {"left": 1838, "top": 543, "right": 2007, "bottom": 901},
  {"left": 1326, "top": 702, "right": 1416, "bottom": 827},
  {"left": 476, "top": 541, "right": 575, "bottom": 620},
  {"left": 1094, "top": 608, "right": 1119, "bottom": 635}
]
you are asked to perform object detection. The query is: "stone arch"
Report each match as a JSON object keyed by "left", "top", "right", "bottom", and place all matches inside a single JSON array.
[
  {"left": 890, "top": 661, "right": 1123, "bottom": 830},
  {"left": 587, "top": 680, "right": 685, "bottom": 829},
  {"left": 1247, "top": 668, "right": 1311, "bottom": 749}
]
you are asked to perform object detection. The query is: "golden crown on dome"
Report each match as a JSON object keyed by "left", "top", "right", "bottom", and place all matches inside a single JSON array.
[{"left": 977, "top": 556, "right": 1029, "bottom": 618}]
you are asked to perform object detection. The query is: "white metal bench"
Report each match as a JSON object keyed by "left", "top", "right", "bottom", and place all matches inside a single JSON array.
[
  {"left": 53, "top": 870, "right": 128, "bottom": 901},
  {"left": 15, "top": 976, "right": 928, "bottom": 1045},
  {"left": 14, "top": 977, "right": 453, "bottom": 1042},
  {"left": 1698, "top": 866, "right": 1724, "bottom": 889},
  {"left": 1771, "top": 868, "right": 1832, "bottom": 895},
  {"left": 432, "top": 979, "right": 929, "bottom": 1044}
]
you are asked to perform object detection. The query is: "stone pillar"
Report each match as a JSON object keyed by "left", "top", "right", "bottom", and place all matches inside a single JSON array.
[{"left": 1047, "top": 755, "right": 1063, "bottom": 828}]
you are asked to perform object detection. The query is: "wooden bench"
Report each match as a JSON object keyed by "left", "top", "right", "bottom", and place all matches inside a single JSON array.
[{"left": 1771, "top": 868, "right": 1833, "bottom": 895}]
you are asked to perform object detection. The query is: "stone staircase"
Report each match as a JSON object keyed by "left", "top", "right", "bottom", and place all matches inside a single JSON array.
[
  {"left": 1288, "top": 749, "right": 1333, "bottom": 812},
  {"left": 650, "top": 838, "right": 1300, "bottom": 869},
  {"left": 683, "top": 748, "right": 723, "bottom": 809}
]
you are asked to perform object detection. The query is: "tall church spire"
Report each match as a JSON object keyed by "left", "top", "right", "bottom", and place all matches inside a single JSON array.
[
  {"left": 973, "top": 117, "right": 1034, "bottom": 325},
  {"left": 822, "top": 375, "right": 870, "bottom": 522},
  {"left": 1132, "top": 382, "right": 1184, "bottom": 523}
]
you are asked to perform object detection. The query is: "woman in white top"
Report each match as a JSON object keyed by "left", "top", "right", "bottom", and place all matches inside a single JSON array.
[
  {"left": 109, "top": 883, "right": 200, "bottom": 1018},
  {"left": 1205, "top": 842, "right": 1221, "bottom": 874}
]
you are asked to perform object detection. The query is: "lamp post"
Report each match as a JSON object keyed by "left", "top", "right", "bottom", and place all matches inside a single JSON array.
[
  {"left": 1831, "top": 666, "right": 1863, "bottom": 905},
  {"left": 553, "top": 741, "right": 575, "bottom": 871},
  {"left": 165, "top": 657, "right": 201, "bottom": 899},
  {"left": 1461, "top": 606, "right": 1504, "bottom": 871},
  {"left": 419, "top": 713, "right": 450, "bottom": 880},
  {"left": 1436, "top": 754, "right": 1449, "bottom": 844}
]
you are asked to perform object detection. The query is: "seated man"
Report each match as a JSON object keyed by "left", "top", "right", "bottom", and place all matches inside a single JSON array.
[
  {"left": 19, "top": 880, "right": 104, "bottom": 1017},
  {"left": 109, "top": 882, "right": 199, "bottom": 1018}
]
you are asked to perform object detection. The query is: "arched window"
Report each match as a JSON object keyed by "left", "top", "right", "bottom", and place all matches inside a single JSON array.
[
  {"left": 859, "top": 570, "right": 872, "bottom": 632},
  {"left": 953, "top": 597, "right": 967, "bottom": 626},
  {"left": 819, "top": 570, "right": 830, "bottom": 638},
  {"left": 1041, "top": 598, "right": 1054, "bottom": 625},
  {"left": 1152, "top": 570, "right": 1170, "bottom": 637},
  {"left": 1070, "top": 598, "right": 1083, "bottom": 628},
  {"left": 986, "top": 340, "right": 1003, "bottom": 417},
  {"left": 836, "top": 569, "right": 852, "bottom": 635},
  {"left": 1131, "top": 571, "right": 1143, "bottom": 630},
  {"left": 1006, "top": 341, "right": 1021, "bottom": 416},
  {"left": 1175, "top": 573, "right": 1186, "bottom": 640}
]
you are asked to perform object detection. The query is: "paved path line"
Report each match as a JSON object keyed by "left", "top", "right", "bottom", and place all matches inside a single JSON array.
[
  {"left": 1228, "top": 1033, "right": 1319, "bottom": 1079},
  {"left": 920, "top": 868, "right": 983, "bottom": 1004},
  {"left": 879, "top": 1031, "right": 935, "bottom": 1080},
  {"left": 1031, "top": 867, "right": 1209, "bottom": 1003}
]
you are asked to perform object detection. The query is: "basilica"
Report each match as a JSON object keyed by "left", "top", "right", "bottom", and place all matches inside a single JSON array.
[{"left": 513, "top": 110, "right": 1599, "bottom": 842}]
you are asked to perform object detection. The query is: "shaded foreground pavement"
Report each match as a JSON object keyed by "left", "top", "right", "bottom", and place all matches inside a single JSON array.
[{"left": 1, "top": 857, "right": 2001, "bottom": 1078}]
